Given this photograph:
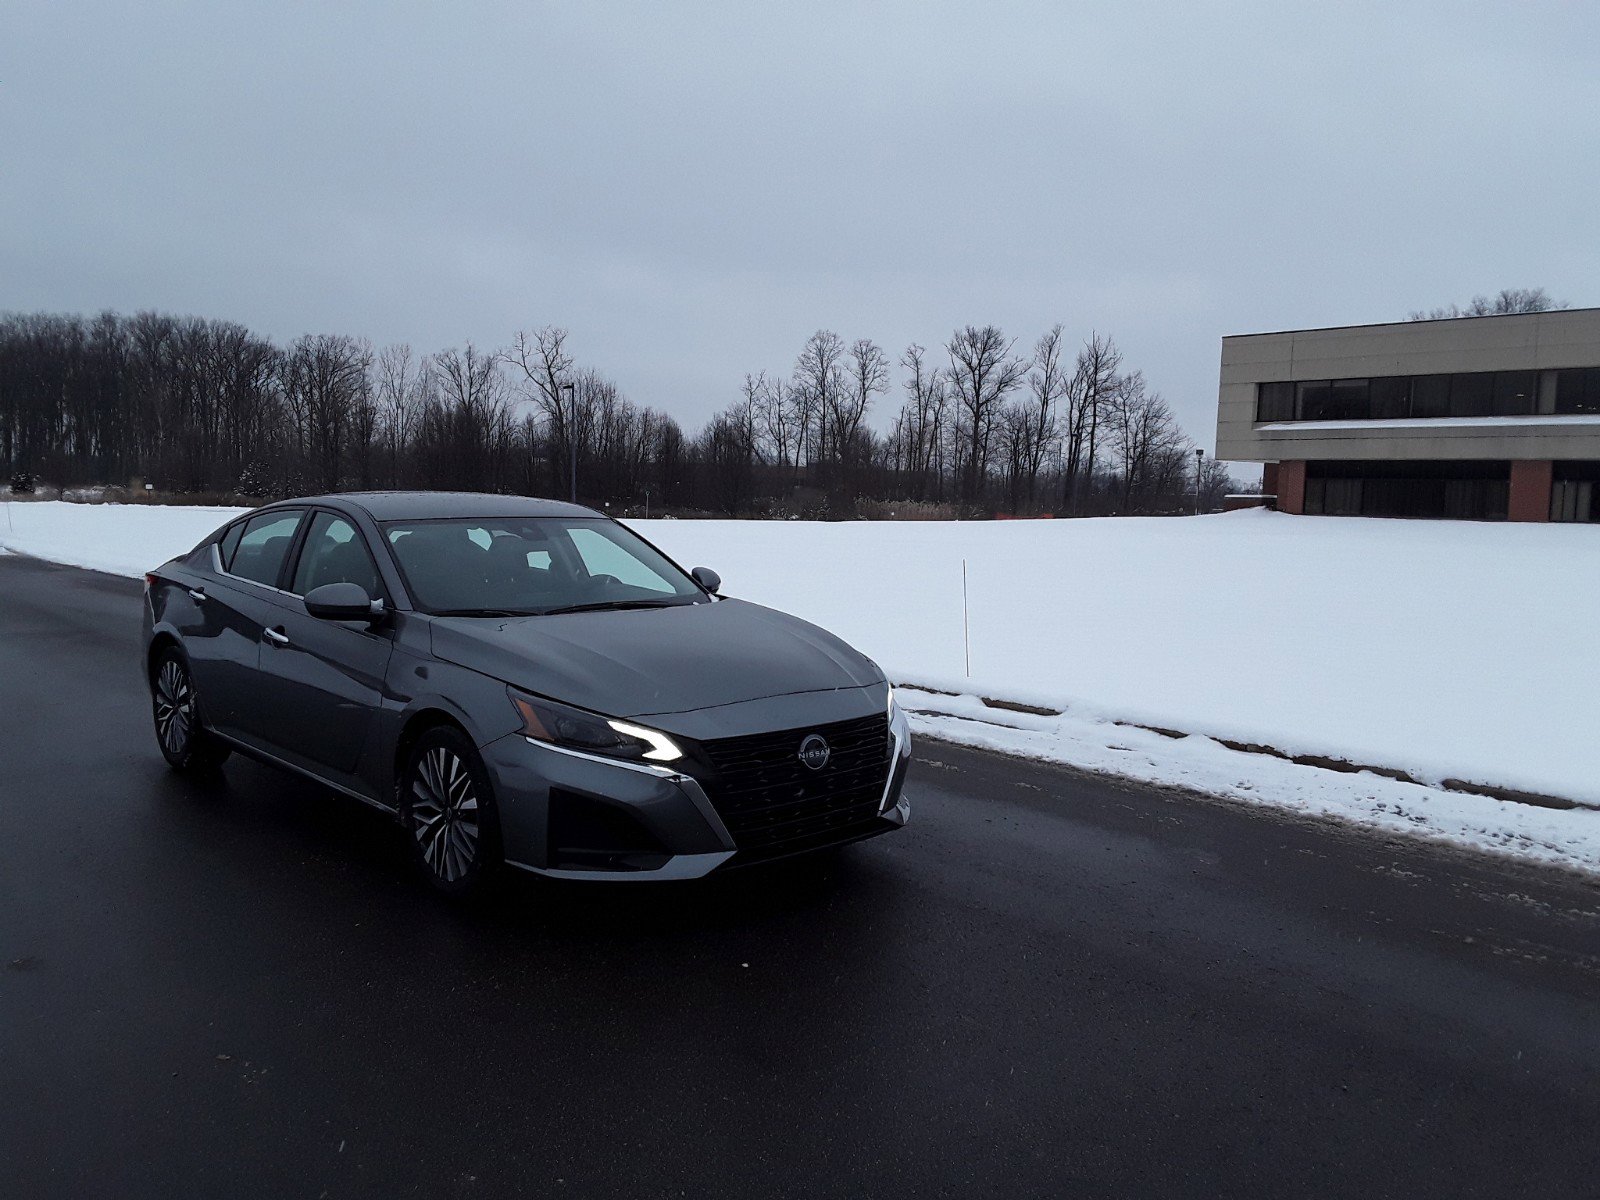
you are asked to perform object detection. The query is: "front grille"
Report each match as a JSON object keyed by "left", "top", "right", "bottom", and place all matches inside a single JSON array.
[{"left": 696, "top": 713, "right": 891, "bottom": 855}]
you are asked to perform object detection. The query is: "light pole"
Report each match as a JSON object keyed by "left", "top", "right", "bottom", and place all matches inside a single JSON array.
[
  {"left": 561, "top": 382, "right": 577, "bottom": 504},
  {"left": 1194, "top": 447, "right": 1205, "bottom": 516}
]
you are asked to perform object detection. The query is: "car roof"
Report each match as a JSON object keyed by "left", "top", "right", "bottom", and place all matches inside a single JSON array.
[{"left": 270, "top": 491, "right": 603, "bottom": 522}]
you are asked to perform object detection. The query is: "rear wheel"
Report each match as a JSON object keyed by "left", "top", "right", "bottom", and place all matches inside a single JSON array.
[
  {"left": 152, "top": 652, "right": 231, "bottom": 771},
  {"left": 399, "top": 726, "right": 502, "bottom": 896}
]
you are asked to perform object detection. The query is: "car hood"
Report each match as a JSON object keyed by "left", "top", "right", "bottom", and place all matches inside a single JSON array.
[{"left": 426, "top": 597, "right": 883, "bottom": 718}]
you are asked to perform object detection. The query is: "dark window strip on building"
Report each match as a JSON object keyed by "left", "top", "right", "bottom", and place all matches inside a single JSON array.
[
  {"left": 1256, "top": 366, "right": 1600, "bottom": 422},
  {"left": 1302, "top": 461, "right": 1511, "bottom": 521}
]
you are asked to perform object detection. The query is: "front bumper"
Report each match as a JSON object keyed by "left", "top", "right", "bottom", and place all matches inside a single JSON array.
[{"left": 480, "top": 697, "right": 912, "bottom": 881}]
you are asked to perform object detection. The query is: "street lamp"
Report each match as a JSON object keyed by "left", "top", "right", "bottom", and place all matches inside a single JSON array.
[
  {"left": 1194, "top": 447, "right": 1205, "bottom": 516},
  {"left": 561, "top": 382, "right": 577, "bottom": 504}
]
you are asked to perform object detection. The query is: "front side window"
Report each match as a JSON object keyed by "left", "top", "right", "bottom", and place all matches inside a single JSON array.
[
  {"left": 228, "top": 511, "right": 304, "bottom": 588},
  {"left": 383, "top": 517, "right": 703, "bottom": 616},
  {"left": 292, "top": 513, "right": 383, "bottom": 598}
]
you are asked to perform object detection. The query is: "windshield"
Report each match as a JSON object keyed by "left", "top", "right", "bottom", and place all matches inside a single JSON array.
[{"left": 382, "top": 517, "right": 705, "bottom": 616}]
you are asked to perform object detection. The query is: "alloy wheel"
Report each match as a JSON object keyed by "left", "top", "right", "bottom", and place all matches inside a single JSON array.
[
  {"left": 154, "top": 659, "right": 194, "bottom": 759},
  {"left": 410, "top": 746, "right": 482, "bottom": 883}
]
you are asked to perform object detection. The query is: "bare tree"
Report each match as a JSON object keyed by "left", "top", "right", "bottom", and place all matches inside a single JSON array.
[
  {"left": 501, "top": 326, "right": 575, "bottom": 494},
  {"left": 1060, "top": 332, "right": 1121, "bottom": 513},
  {"left": 375, "top": 343, "right": 425, "bottom": 487},
  {"left": 839, "top": 338, "right": 888, "bottom": 468},
  {"left": 791, "top": 330, "right": 847, "bottom": 476},
  {"left": 996, "top": 399, "right": 1034, "bottom": 512},
  {"left": 699, "top": 402, "right": 758, "bottom": 514},
  {"left": 1023, "top": 324, "right": 1066, "bottom": 509},
  {"left": 282, "top": 334, "right": 371, "bottom": 493},
  {"left": 893, "top": 343, "right": 948, "bottom": 501},
  {"left": 1409, "top": 287, "right": 1567, "bottom": 321},
  {"left": 945, "top": 325, "right": 1028, "bottom": 506},
  {"left": 426, "top": 343, "right": 511, "bottom": 489},
  {"left": 1106, "top": 372, "right": 1187, "bottom": 512},
  {"left": 755, "top": 373, "right": 800, "bottom": 471}
]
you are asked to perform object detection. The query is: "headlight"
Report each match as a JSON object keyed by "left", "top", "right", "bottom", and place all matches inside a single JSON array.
[{"left": 509, "top": 688, "right": 683, "bottom": 763}]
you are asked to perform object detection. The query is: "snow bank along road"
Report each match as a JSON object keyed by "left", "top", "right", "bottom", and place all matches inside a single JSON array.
[
  {"left": 6, "top": 551, "right": 1600, "bottom": 1199},
  {"left": 4, "top": 499, "right": 1598, "bottom": 873}
]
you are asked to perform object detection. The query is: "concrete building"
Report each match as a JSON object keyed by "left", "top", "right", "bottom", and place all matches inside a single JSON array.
[{"left": 1216, "top": 308, "right": 1600, "bottom": 521}]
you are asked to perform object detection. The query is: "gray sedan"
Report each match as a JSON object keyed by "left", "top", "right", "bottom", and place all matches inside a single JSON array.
[{"left": 141, "top": 492, "right": 911, "bottom": 894}]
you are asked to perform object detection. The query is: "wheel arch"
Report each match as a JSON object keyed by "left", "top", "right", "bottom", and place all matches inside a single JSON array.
[
  {"left": 393, "top": 707, "right": 474, "bottom": 790},
  {"left": 146, "top": 631, "right": 183, "bottom": 688}
]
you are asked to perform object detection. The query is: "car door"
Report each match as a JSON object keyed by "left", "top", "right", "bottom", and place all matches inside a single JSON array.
[
  {"left": 181, "top": 509, "right": 306, "bottom": 737},
  {"left": 246, "top": 509, "right": 395, "bottom": 787}
]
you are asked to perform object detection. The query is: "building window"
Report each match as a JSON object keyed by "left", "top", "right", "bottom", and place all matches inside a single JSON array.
[
  {"left": 1256, "top": 381, "right": 1294, "bottom": 421},
  {"left": 1555, "top": 368, "right": 1600, "bottom": 414},
  {"left": 1410, "top": 375, "right": 1451, "bottom": 418},
  {"left": 1551, "top": 462, "right": 1600, "bottom": 522},
  {"left": 1448, "top": 372, "right": 1494, "bottom": 417},
  {"left": 1368, "top": 377, "right": 1411, "bottom": 418},
  {"left": 1296, "top": 380, "right": 1333, "bottom": 420},
  {"left": 1327, "top": 378, "right": 1368, "bottom": 419},
  {"left": 1257, "top": 367, "right": 1596, "bottom": 423},
  {"left": 1492, "top": 371, "right": 1537, "bottom": 415},
  {"left": 1303, "top": 461, "right": 1510, "bottom": 520}
]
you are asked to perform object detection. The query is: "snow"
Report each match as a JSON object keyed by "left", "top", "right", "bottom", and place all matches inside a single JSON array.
[
  {"left": 0, "top": 501, "right": 242, "bottom": 578},
  {"left": 900, "top": 688, "right": 1600, "bottom": 875},
  {"left": 636, "top": 508, "right": 1600, "bottom": 809},
  {"left": 4, "top": 499, "right": 1598, "bottom": 871}
]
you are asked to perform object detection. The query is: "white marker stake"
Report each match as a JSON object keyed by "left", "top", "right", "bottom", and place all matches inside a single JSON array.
[{"left": 962, "top": 557, "right": 971, "bottom": 678}]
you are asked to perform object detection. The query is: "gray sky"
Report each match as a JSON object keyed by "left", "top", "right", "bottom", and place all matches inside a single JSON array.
[{"left": 6, "top": 1, "right": 1598, "bottom": 468}]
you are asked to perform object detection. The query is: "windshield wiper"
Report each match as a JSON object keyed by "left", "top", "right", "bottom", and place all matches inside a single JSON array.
[
  {"left": 539, "top": 598, "right": 686, "bottom": 616},
  {"left": 430, "top": 608, "right": 540, "bottom": 618}
]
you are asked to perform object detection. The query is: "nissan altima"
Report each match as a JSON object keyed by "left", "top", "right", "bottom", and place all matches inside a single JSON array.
[{"left": 142, "top": 492, "right": 911, "bottom": 893}]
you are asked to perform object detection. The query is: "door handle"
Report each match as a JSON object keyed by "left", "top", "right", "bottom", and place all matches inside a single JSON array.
[
  {"left": 188, "top": 588, "right": 206, "bottom": 602},
  {"left": 263, "top": 627, "right": 290, "bottom": 647}
]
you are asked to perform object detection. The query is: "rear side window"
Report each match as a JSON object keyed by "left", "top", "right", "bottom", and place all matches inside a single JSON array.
[
  {"left": 291, "top": 513, "right": 382, "bottom": 598},
  {"left": 217, "top": 523, "right": 245, "bottom": 569},
  {"left": 228, "top": 511, "right": 304, "bottom": 588}
]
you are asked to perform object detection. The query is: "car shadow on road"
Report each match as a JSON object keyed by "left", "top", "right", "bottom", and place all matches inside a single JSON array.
[{"left": 149, "top": 751, "right": 911, "bottom": 948}]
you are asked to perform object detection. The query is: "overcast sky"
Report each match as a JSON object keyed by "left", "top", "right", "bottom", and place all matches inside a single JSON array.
[{"left": 6, "top": 1, "right": 1598, "bottom": 467}]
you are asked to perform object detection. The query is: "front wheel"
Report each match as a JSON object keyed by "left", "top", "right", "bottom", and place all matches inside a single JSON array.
[
  {"left": 152, "top": 652, "right": 231, "bottom": 771},
  {"left": 399, "top": 726, "right": 502, "bottom": 896}
]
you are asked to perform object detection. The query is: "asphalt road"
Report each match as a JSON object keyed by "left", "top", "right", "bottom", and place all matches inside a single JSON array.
[{"left": 4, "top": 552, "right": 1600, "bottom": 1199}]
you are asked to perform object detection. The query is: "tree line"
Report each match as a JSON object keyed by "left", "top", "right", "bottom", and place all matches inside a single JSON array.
[
  {"left": 1407, "top": 287, "right": 1565, "bottom": 322},
  {"left": 0, "top": 310, "right": 1236, "bottom": 517}
]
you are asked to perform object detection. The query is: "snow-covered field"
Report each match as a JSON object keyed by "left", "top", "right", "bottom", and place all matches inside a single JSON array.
[{"left": 5, "top": 499, "right": 1598, "bottom": 872}]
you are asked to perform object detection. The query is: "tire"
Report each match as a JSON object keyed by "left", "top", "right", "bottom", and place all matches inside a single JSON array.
[
  {"left": 399, "top": 725, "right": 502, "bottom": 896},
  {"left": 151, "top": 651, "right": 232, "bottom": 771}
]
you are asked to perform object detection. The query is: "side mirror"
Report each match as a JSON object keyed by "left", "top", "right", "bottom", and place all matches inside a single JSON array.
[
  {"left": 304, "top": 581, "right": 383, "bottom": 622},
  {"left": 691, "top": 566, "right": 721, "bottom": 594}
]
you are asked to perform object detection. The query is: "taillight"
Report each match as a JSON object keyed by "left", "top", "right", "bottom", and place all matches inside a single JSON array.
[{"left": 144, "top": 573, "right": 158, "bottom": 591}]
